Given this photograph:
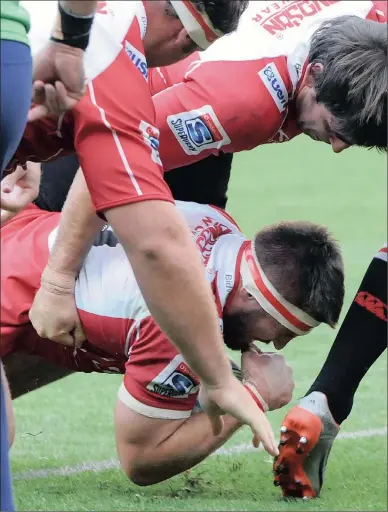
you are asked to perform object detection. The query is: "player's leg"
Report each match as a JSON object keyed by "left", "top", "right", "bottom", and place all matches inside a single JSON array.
[
  {"left": 3, "top": 353, "right": 74, "bottom": 399},
  {"left": 0, "top": 41, "right": 32, "bottom": 176},
  {"left": 1, "top": 38, "right": 33, "bottom": 512},
  {"left": 34, "top": 152, "right": 234, "bottom": 212},
  {"left": 0, "top": 364, "right": 15, "bottom": 512},
  {"left": 274, "top": 247, "right": 387, "bottom": 498},
  {"left": 164, "top": 152, "right": 233, "bottom": 208}
]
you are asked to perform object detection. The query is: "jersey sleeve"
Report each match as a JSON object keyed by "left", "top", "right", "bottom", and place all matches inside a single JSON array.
[
  {"left": 153, "top": 57, "right": 290, "bottom": 171},
  {"left": 72, "top": 27, "right": 173, "bottom": 213},
  {"left": 120, "top": 317, "right": 199, "bottom": 420}
]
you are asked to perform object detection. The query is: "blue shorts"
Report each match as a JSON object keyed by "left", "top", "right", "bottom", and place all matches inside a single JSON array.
[
  {"left": 1, "top": 38, "right": 32, "bottom": 511},
  {"left": 0, "top": 39, "right": 32, "bottom": 176}
]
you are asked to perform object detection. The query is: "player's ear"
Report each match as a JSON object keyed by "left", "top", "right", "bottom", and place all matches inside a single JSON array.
[{"left": 303, "top": 62, "right": 324, "bottom": 89}]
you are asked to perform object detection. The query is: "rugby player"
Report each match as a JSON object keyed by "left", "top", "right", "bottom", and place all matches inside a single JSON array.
[
  {"left": 2, "top": 200, "right": 345, "bottom": 483},
  {"left": 15, "top": 1, "right": 386, "bottom": 352},
  {"left": 273, "top": 246, "right": 387, "bottom": 498},
  {"left": 145, "top": 0, "right": 387, "bottom": 498},
  {"left": 10, "top": 0, "right": 276, "bottom": 450},
  {"left": 1, "top": 2, "right": 100, "bottom": 509}
]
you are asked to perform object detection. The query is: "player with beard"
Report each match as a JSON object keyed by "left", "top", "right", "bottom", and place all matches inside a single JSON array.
[{"left": 2, "top": 201, "right": 344, "bottom": 482}]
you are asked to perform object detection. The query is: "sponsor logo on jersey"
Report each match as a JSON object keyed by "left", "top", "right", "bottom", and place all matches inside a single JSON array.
[
  {"left": 258, "top": 63, "right": 288, "bottom": 113},
  {"left": 251, "top": 1, "right": 340, "bottom": 39},
  {"left": 139, "top": 121, "right": 162, "bottom": 166},
  {"left": 167, "top": 105, "right": 231, "bottom": 155},
  {"left": 147, "top": 356, "right": 200, "bottom": 398},
  {"left": 192, "top": 216, "right": 232, "bottom": 265},
  {"left": 125, "top": 40, "right": 148, "bottom": 81}
]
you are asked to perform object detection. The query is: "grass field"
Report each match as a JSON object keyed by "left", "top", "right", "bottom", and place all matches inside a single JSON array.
[{"left": 11, "top": 136, "right": 387, "bottom": 511}]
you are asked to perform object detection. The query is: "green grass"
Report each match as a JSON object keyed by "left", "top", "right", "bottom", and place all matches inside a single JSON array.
[{"left": 11, "top": 137, "right": 387, "bottom": 511}]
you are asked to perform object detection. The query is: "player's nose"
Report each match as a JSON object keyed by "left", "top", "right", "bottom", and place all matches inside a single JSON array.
[{"left": 330, "top": 137, "right": 350, "bottom": 154}]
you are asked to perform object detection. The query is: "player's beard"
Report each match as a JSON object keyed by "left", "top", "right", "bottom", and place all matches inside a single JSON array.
[{"left": 222, "top": 310, "right": 256, "bottom": 352}]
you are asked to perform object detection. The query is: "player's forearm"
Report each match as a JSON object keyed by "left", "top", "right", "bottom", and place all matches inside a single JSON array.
[
  {"left": 60, "top": 1, "right": 98, "bottom": 17},
  {"left": 126, "top": 413, "right": 241, "bottom": 486},
  {"left": 45, "top": 169, "right": 104, "bottom": 278},
  {"left": 106, "top": 201, "right": 233, "bottom": 387}
]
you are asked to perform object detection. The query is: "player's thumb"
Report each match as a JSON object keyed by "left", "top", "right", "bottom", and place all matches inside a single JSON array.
[
  {"left": 27, "top": 104, "right": 48, "bottom": 123},
  {"left": 73, "top": 322, "right": 86, "bottom": 348},
  {"left": 208, "top": 411, "right": 224, "bottom": 437}
]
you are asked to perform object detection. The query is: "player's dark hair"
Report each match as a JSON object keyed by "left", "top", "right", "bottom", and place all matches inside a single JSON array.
[
  {"left": 254, "top": 222, "right": 345, "bottom": 328},
  {"left": 308, "top": 15, "right": 387, "bottom": 152},
  {"left": 166, "top": 0, "right": 248, "bottom": 35}
]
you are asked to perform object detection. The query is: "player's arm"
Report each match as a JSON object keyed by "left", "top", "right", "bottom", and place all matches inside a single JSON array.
[
  {"left": 60, "top": 1, "right": 97, "bottom": 16},
  {"left": 153, "top": 59, "right": 284, "bottom": 171},
  {"left": 115, "top": 402, "right": 241, "bottom": 486},
  {"left": 115, "top": 349, "right": 294, "bottom": 486}
]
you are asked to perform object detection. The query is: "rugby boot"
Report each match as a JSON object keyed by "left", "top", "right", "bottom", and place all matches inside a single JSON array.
[{"left": 273, "top": 391, "right": 340, "bottom": 499}]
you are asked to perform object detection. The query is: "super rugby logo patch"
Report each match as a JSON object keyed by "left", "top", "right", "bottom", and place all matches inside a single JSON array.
[
  {"left": 147, "top": 355, "right": 199, "bottom": 399},
  {"left": 167, "top": 105, "right": 230, "bottom": 155}
]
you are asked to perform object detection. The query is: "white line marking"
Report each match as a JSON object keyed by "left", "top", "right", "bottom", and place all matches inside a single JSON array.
[{"left": 13, "top": 427, "right": 387, "bottom": 481}]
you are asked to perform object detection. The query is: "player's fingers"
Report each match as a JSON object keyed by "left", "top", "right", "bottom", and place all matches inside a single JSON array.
[
  {"left": 31, "top": 80, "right": 46, "bottom": 105},
  {"left": 73, "top": 324, "right": 87, "bottom": 347},
  {"left": 44, "top": 84, "right": 61, "bottom": 115},
  {"left": 252, "top": 432, "right": 260, "bottom": 448},
  {"left": 208, "top": 412, "right": 224, "bottom": 437},
  {"left": 27, "top": 104, "right": 49, "bottom": 122},
  {"left": 50, "top": 332, "right": 78, "bottom": 346},
  {"left": 251, "top": 414, "right": 279, "bottom": 456}
]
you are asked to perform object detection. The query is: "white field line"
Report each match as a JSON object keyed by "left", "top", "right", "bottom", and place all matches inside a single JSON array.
[{"left": 13, "top": 426, "right": 387, "bottom": 481}]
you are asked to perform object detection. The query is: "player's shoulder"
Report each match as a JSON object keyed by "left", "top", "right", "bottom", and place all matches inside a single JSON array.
[
  {"left": 84, "top": 1, "right": 147, "bottom": 81},
  {"left": 175, "top": 201, "right": 242, "bottom": 236}
]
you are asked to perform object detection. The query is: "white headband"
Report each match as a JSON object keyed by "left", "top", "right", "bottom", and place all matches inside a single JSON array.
[
  {"left": 240, "top": 242, "right": 320, "bottom": 336},
  {"left": 170, "top": 0, "right": 224, "bottom": 50}
]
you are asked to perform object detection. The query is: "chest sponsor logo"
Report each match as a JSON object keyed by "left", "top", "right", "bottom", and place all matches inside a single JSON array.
[
  {"left": 147, "top": 355, "right": 200, "bottom": 398},
  {"left": 258, "top": 62, "right": 288, "bottom": 113},
  {"left": 251, "top": 1, "right": 340, "bottom": 39},
  {"left": 167, "top": 105, "right": 231, "bottom": 155},
  {"left": 125, "top": 40, "right": 148, "bottom": 81}
]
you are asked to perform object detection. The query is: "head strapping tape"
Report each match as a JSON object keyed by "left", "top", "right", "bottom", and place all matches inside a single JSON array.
[
  {"left": 240, "top": 241, "right": 321, "bottom": 336},
  {"left": 170, "top": 0, "right": 224, "bottom": 50}
]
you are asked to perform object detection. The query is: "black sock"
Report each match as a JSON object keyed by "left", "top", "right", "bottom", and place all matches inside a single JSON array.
[{"left": 306, "top": 249, "right": 387, "bottom": 424}]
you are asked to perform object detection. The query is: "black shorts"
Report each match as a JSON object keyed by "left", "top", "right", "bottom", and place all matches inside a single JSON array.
[{"left": 34, "top": 153, "right": 233, "bottom": 212}]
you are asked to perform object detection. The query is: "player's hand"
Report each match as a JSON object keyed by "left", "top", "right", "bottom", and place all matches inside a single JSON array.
[
  {"left": 242, "top": 346, "right": 295, "bottom": 411},
  {"left": 29, "top": 266, "right": 86, "bottom": 347},
  {"left": 199, "top": 375, "right": 279, "bottom": 457},
  {"left": 28, "top": 42, "right": 85, "bottom": 122},
  {"left": 1, "top": 163, "right": 41, "bottom": 223}
]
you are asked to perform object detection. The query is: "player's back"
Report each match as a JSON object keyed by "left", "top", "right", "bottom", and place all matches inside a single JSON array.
[
  {"left": 151, "top": 1, "right": 386, "bottom": 168},
  {"left": 1, "top": 202, "right": 243, "bottom": 371}
]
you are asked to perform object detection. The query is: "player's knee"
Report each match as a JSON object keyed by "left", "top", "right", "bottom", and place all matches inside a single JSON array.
[{"left": 120, "top": 460, "right": 154, "bottom": 487}]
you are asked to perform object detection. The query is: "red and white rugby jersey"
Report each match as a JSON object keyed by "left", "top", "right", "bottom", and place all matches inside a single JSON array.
[
  {"left": 46, "top": 201, "right": 246, "bottom": 418},
  {"left": 14, "top": 1, "right": 172, "bottom": 212},
  {"left": 149, "top": 1, "right": 387, "bottom": 170}
]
